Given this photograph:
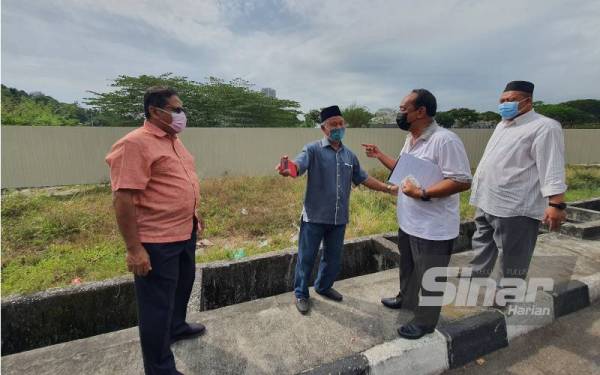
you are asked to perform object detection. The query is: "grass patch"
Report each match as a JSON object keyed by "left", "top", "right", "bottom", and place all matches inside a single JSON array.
[{"left": 2, "top": 165, "right": 599, "bottom": 296}]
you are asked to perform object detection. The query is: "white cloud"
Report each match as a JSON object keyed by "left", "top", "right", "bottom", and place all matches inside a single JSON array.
[{"left": 2, "top": 0, "right": 599, "bottom": 112}]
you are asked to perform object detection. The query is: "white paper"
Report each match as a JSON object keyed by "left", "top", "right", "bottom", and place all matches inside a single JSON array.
[{"left": 388, "top": 153, "right": 443, "bottom": 189}]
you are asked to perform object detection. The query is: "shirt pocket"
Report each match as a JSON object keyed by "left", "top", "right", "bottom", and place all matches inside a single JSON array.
[{"left": 339, "top": 158, "right": 354, "bottom": 185}]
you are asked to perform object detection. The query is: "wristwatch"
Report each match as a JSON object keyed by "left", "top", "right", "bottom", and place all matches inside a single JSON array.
[
  {"left": 386, "top": 184, "right": 393, "bottom": 193},
  {"left": 549, "top": 202, "right": 567, "bottom": 210},
  {"left": 420, "top": 188, "right": 431, "bottom": 201}
]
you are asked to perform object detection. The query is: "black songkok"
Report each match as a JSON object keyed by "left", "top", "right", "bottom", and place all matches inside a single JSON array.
[
  {"left": 320, "top": 105, "right": 342, "bottom": 123},
  {"left": 504, "top": 81, "right": 534, "bottom": 94}
]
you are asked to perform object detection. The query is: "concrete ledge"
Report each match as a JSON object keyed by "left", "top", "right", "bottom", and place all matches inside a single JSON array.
[
  {"left": 1, "top": 235, "right": 401, "bottom": 355},
  {"left": 566, "top": 205, "right": 600, "bottom": 222},
  {"left": 2, "top": 209, "right": 600, "bottom": 373},
  {"left": 438, "top": 310, "right": 508, "bottom": 369},
  {"left": 299, "top": 354, "right": 369, "bottom": 375},
  {"left": 569, "top": 197, "right": 600, "bottom": 211},
  {"left": 3, "top": 267, "right": 600, "bottom": 374},
  {"left": 363, "top": 332, "right": 448, "bottom": 375},
  {"left": 295, "top": 274, "right": 600, "bottom": 375},
  {"left": 551, "top": 279, "right": 591, "bottom": 317},
  {"left": 504, "top": 291, "right": 555, "bottom": 341},
  {"left": 0, "top": 276, "right": 136, "bottom": 355},
  {"left": 198, "top": 235, "right": 400, "bottom": 311},
  {"left": 559, "top": 220, "right": 600, "bottom": 239},
  {"left": 576, "top": 273, "right": 600, "bottom": 303}
]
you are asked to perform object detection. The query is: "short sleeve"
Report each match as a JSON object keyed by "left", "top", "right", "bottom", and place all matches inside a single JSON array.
[
  {"left": 438, "top": 139, "right": 472, "bottom": 183},
  {"left": 294, "top": 144, "right": 311, "bottom": 176},
  {"left": 352, "top": 153, "right": 369, "bottom": 185},
  {"left": 105, "top": 139, "right": 152, "bottom": 191}
]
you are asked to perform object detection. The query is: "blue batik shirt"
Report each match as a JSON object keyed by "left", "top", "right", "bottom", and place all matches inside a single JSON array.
[{"left": 294, "top": 137, "right": 369, "bottom": 225}]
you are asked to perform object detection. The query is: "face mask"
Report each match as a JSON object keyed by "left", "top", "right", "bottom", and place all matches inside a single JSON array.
[
  {"left": 169, "top": 111, "right": 187, "bottom": 133},
  {"left": 328, "top": 127, "right": 345, "bottom": 142},
  {"left": 157, "top": 108, "right": 187, "bottom": 133},
  {"left": 396, "top": 112, "right": 412, "bottom": 131},
  {"left": 498, "top": 98, "right": 528, "bottom": 120}
]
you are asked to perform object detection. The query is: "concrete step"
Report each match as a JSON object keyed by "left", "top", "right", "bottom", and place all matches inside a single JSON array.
[{"left": 3, "top": 233, "right": 600, "bottom": 375}]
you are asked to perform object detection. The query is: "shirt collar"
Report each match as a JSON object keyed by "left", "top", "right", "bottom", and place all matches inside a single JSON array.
[
  {"left": 321, "top": 137, "right": 344, "bottom": 149},
  {"left": 143, "top": 120, "right": 175, "bottom": 139},
  {"left": 407, "top": 120, "right": 439, "bottom": 143},
  {"left": 502, "top": 109, "right": 536, "bottom": 127}
]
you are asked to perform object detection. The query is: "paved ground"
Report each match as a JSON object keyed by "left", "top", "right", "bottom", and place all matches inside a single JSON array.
[
  {"left": 446, "top": 303, "right": 600, "bottom": 375},
  {"left": 2, "top": 232, "right": 599, "bottom": 375}
]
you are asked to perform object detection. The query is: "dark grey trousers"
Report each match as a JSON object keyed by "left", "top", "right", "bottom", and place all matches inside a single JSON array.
[
  {"left": 470, "top": 208, "right": 541, "bottom": 284},
  {"left": 397, "top": 228, "right": 454, "bottom": 329}
]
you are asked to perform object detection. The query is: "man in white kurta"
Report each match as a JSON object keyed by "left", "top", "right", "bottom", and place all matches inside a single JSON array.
[{"left": 469, "top": 80, "right": 567, "bottom": 298}]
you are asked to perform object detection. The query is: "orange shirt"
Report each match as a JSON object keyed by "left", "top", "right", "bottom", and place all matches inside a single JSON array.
[{"left": 106, "top": 121, "right": 200, "bottom": 243}]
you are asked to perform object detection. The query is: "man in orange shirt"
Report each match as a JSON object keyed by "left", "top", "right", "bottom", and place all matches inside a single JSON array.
[{"left": 106, "top": 87, "right": 204, "bottom": 375}]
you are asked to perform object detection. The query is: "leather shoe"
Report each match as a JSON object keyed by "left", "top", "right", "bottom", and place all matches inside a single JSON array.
[
  {"left": 381, "top": 292, "right": 403, "bottom": 309},
  {"left": 296, "top": 298, "right": 310, "bottom": 314},
  {"left": 171, "top": 323, "right": 206, "bottom": 344},
  {"left": 316, "top": 288, "right": 343, "bottom": 302},
  {"left": 397, "top": 322, "right": 435, "bottom": 340}
]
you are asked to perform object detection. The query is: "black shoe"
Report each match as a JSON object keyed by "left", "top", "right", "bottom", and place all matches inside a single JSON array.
[
  {"left": 316, "top": 288, "right": 343, "bottom": 302},
  {"left": 397, "top": 323, "right": 435, "bottom": 340},
  {"left": 381, "top": 292, "right": 403, "bottom": 309},
  {"left": 171, "top": 323, "right": 206, "bottom": 344},
  {"left": 296, "top": 298, "right": 310, "bottom": 314}
]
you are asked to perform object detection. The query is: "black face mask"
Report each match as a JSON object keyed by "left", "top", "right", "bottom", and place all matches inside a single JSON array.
[{"left": 396, "top": 112, "right": 411, "bottom": 131}]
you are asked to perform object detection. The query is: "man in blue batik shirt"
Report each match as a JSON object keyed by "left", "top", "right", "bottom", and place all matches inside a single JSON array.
[{"left": 277, "top": 105, "right": 399, "bottom": 315}]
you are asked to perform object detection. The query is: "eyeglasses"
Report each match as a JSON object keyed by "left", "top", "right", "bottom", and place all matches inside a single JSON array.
[{"left": 158, "top": 107, "right": 187, "bottom": 114}]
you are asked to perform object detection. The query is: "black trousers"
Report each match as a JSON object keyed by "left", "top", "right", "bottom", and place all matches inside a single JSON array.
[
  {"left": 135, "top": 225, "right": 197, "bottom": 375},
  {"left": 397, "top": 228, "right": 454, "bottom": 329}
]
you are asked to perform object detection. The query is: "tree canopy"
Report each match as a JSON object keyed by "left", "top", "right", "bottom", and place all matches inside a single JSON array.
[
  {"left": 302, "top": 104, "right": 375, "bottom": 128},
  {"left": 1, "top": 85, "right": 87, "bottom": 126},
  {"left": 535, "top": 101, "right": 598, "bottom": 127},
  {"left": 342, "top": 104, "right": 374, "bottom": 128},
  {"left": 2, "top": 79, "right": 599, "bottom": 128},
  {"left": 84, "top": 74, "right": 302, "bottom": 127}
]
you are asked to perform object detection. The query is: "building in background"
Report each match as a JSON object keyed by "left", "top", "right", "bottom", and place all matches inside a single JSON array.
[{"left": 261, "top": 87, "right": 276, "bottom": 98}]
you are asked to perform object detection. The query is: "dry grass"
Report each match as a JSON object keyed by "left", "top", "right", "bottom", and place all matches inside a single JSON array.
[{"left": 1, "top": 166, "right": 599, "bottom": 296}]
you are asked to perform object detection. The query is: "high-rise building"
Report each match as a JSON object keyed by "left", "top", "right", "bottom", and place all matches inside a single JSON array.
[{"left": 261, "top": 87, "right": 276, "bottom": 98}]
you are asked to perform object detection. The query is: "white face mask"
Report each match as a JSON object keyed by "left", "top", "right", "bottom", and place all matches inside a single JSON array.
[{"left": 157, "top": 108, "right": 187, "bottom": 133}]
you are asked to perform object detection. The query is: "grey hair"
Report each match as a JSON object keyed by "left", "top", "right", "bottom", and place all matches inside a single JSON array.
[{"left": 321, "top": 116, "right": 345, "bottom": 128}]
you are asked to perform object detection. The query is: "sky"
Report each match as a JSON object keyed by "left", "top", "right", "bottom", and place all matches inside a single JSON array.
[{"left": 2, "top": 0, "right": 599, "bottom": 113}]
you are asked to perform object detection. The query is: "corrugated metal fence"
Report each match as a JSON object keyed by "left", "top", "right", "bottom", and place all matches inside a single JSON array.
[{"left": 2, "top": 126, "right": 599, "bottom": 188}]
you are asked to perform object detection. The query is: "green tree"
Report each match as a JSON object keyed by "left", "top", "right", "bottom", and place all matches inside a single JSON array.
[
  {"left": 84, "top": 74, "right": 302, "bottom": 127},
  {"left": 342, "top": 104, "right": 373, "bottom": 128},
  {"left": 1, "top": 85, "right": 82, "bottom": 126},
  {"left": 562, "top": 99, "right": 600, "bottom": 120},
  {"left": 535, "top": 103, "right": 595, "bottom": 127},
  {"left": 302, "top": 109, "right": 321, "bottom": 128},
  {"left": 435, "top": 111, "right": 455, "bottom": 128},
  {"left": 446, "top": 108, "right": 479, "bottom": 128},
  {"left": 478, "top": 111, "right": 501, "bottom": 122}
]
